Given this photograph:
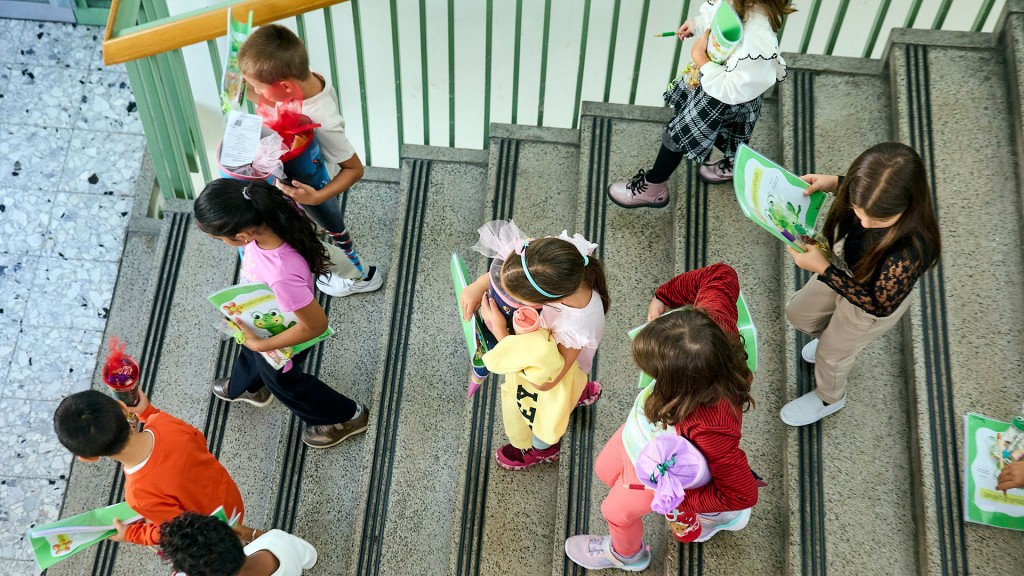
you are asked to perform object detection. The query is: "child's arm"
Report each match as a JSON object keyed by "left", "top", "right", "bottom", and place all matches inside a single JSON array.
[
  {"left": 234, "top": 299, "right": 328, "bottom": 353},
  {"left": 125, "top": 389, "right": 159, "bottom": 424},
  {"left": 653, "top": 263, "right": 740, "bottom": 328},
  {"left": 277, "top": 153, "right": 365, "bottom": 206},
  {"left": 532, "top": 344, "right": 582, "bottom": 392},
  {"left": 461, "top": 273, "right": 491, "bottom": 321},
  {"left": 997, "top": 461, "right": 1024, "bottom": 491}
]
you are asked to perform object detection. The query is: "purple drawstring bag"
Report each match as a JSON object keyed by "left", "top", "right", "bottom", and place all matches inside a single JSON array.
[{"left": 635, "top": 434, "right": 712, "bottom": 514}]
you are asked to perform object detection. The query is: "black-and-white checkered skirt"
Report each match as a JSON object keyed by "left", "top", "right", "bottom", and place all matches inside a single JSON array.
[{"left": 663, "top": 78, "right": 764, "bottom": 163}]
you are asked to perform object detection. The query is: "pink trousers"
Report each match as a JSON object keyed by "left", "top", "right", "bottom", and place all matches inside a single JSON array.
[{"left": 595, "top": 425, "right": 654, "bottom": 556}]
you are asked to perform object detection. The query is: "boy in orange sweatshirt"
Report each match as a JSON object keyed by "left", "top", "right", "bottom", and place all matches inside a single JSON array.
[{"left": 53, "top": 389, "right": 250, "bottom": 546}]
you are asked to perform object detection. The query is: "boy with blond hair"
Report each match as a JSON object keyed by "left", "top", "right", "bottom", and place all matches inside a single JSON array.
[{"left": 238, "top": 23, "right": 381, "bottom": 297}]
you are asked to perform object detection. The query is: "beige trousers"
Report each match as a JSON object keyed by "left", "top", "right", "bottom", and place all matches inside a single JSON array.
[{"left": 785, "top": 275, "right": 911, "bottom": 403}]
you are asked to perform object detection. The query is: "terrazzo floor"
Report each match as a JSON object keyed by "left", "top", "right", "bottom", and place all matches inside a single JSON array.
[{"left": 0, "top": 19, "right": 143, "bottom": 575}]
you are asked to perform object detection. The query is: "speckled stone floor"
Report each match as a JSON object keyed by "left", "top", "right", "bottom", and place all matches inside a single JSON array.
[{"left": 0, "top": 18, "right": 142, "bottom": 575}]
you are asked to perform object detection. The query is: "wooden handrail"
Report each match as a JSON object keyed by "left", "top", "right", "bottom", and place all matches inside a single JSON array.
[{"left": 102, "top": 0, "right": 350, "bottom": 65}]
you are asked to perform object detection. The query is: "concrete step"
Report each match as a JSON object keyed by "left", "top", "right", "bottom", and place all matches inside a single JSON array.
[
  {"left": 552, "top": 102, "right": 679, "bottom": 576},
  {"left": 446, "top": 124, "right": 581, "bottom": 576},
  {"left": 349, "top": 146, "right": 489, "bottom": 576},
  {"left": 664, "top": 94, "right": 789, "bottom": 576},
  {"left": 887, "top": 28, "right": 1024, "bottom": 575},
  {"left": 777, "top": 57, "right": 924, "bottom": 576}
]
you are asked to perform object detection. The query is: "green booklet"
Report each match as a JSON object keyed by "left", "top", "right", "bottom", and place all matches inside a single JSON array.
[
  {"left": 27, "top": 502, "right": 141, "bottom": 570},
  {"left": 220, "top": 8, "right": 253, "bottom": 113},
  {"left": 451, "top": 253, "right": 489, "bottom": 397},
  {"left": 707, "top": 1, "right": 743, "bottom": 64},
  {"left": 964, "top": 412, "right": 1024, "bottom": 530},
  {"left": 209, "top": 283, "right": 333, "bottom": 370},
  {"left": 627, "top": 292, "right": 758, "bottom": 389},
  {"left": 733, "top": 144, "right": 827, "bottom": 253}
]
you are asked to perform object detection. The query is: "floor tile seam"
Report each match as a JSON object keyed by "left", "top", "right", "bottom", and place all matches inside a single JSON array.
[
  {"left": 0, "top": 473, "right": 69, "bottom": 482},
  {"left": 0, "top": 118, "right": 142, "bottom": 137}
]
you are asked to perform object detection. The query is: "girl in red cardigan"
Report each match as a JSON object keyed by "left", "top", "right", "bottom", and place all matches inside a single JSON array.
[{"left": 564, "top": 263, "right": 759, "bottom": 571}]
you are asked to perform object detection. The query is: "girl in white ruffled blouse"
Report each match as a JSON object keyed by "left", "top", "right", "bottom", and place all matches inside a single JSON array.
[
  {"left": 608, "top": 0, "right": 793, "bottom": 208},
  {"left": 460, "top": 220, "right": 609, "bottom": 470}
]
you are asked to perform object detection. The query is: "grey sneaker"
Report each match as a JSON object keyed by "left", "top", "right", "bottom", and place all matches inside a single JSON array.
[
  {"left": 607, "top": 169, "right": 670, "bottom": 208},
  {"left": 317, "top": 267, "right": 384, "bottom": 297},
  {"left": 302, "top": 404, "right": 370, "bottom": 448},
  {"left": 698, "top": 158, "right": 734, "bottom": 183},
  {"left": 212, "top": 377, "right": 273, "bottom": 408}
]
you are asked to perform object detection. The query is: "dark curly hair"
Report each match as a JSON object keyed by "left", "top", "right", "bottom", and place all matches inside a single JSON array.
[
  {"left": 159, "top": 512, "right": 246, "bottom": 576},
  {"left": 195, "top": 178, "right": 331, "bottom": 277}
]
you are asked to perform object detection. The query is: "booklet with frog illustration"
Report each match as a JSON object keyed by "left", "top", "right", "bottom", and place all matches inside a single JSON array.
[
  {"left": 964, "top": 412, "right": 1024, "bottom": 530},
  {"left": 733, "top": 144, "right": 828, "bottom": 253},
  {"left": 28, "top": 502, "right": 142, "bottom": 570},
  {"left": 209, "top": 283, "right": 333, "bottom": 370}
]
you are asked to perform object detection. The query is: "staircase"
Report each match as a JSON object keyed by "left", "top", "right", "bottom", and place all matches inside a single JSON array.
[{"left": 51, "top": 2, "right": 1024, "bottom": 574}]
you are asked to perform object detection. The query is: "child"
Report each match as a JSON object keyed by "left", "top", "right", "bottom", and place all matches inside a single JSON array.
[
  {"left": 52, "top": 389, "right": 251, "bottom": 546},
  {"left": 195, "top": 178, "right": 369, "bottom": 449},
  {"left": 781, "top": 142, "right": 941, "bottom": 426},
  {"left": 238, "top": 23, "right": 382, "bottom": 298},
  {"left": 565, "top": 264, "right": 759, "bottom": 571},
  {"left": 607, "top": 0, "right": 792, "bottom": 208},
  {"left": 160, "top": 512, "right": 317, "bottom": 576},
  {"left": 461, "top": 220, "right": 608, "bottom": 469}
]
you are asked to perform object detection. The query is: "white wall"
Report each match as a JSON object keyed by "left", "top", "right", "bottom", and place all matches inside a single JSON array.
[{"left": 167, "top": 0, "right": 1006, "bottom": 173}]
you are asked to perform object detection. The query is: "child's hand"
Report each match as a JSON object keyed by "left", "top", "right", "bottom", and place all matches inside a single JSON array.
[
  {"left": 479, "top": 295, "right": 509, "bottom": 339},
  {"left": 997, "top": 460, "right": 1024, "bottom": 491},
  {"left": 460, "top": 284, "right": 485, "bottom": 322},
  {"left": 108, "top": 519, "right": 128, "bottom": 542},
  {"left": 799, "top": 174, "right": 840, "bottom": 196},
  {"left": 276, "top": 179, "right": 324, "bottom": 205},
  {"left": 691, "top": 30, "right": 711, "bottom": 67},
  {"left": 786, "top": 244, "right": 829, "bottom": 275},
  {"left": 231, "top": 315, "right": 265, "bottom": 352},
  {"left": 126, "top": 388, "right": 150, "bottom": 417},
  {"left": 677, "top": 21, "right": 694, "bottom": 40},
  {"left": 647, "top": 297, "right": 668, "bottom": 322}
]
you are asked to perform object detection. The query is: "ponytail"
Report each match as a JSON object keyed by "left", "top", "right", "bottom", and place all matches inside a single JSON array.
[{"left": 194, "top": 179, "right": 330, "bottom": 276}]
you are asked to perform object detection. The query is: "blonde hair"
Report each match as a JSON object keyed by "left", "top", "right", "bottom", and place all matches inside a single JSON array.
[{"left": 237, "top": 23, "right": 311, "bottom": 84}]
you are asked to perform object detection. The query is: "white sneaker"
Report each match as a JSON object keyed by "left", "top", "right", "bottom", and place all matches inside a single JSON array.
[
  {"left": 693, "top": 508, "right": 751, "bottom": 542},
  {"left": 801, "top": 339, "right": 819, "bottom": 363},
  {"left": 316, "top": 267, "right": 383, "bottom": 297},
  {"left": 780, "top": 390, "right": 846, "bottom": 426}
]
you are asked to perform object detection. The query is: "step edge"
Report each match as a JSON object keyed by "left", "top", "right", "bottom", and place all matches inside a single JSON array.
[
  {"left": 400, "top": 144, "right": 489, "bottom": 165},
  {"left": 881, "top": 27, "right": 996, "bottom": 64},
  {"left": 781, "top": 52, "right": 884, "bottom": 76},
  {"left": 489, "top": 123, "right": 580, "bottom": 145},
  {"left": 580, "top": 100, "right": 671, "bottom": 124}
]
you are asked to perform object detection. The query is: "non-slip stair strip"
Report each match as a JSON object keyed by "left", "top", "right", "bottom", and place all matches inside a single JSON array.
[
  {"left": 204, "top": 259, "right": 242, "bottom": 458},
  {"left": 791, "top": 70, "right": 827, "bottom": 576},
  {"left": 454, "top": 138, "right": 518, "bottom": 576},
  {"left": 903, "top": 43, "right": 967, "bottom": 576},
  {"left": 356, "top": 159, "right": 431, "bottom": 576},
  {"left": 677, "top": 161, "right": 710, "bottom": 575},
  {"left": 560, "top": 116, "right": 610, "bottom": 576},
  {"left": 92, "top": 211, "right": 192, "bottom": 576},
  {"left": 270, "top": 291, "right": 332, "bottom": 535}
]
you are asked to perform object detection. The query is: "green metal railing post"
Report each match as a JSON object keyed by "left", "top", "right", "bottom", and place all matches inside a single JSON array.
[
  {"left": 483, "top": 0, "right": 493, "bottom": 145},
  {"left": 388, "top": 0, "right": 404, "bottom": 152},
  {"left": 603, "top": 0, "right": 622, "bottom": 101},
  {"left": 972, "top": 0, "right": 996, "bottom": 32},
  {"left": 668, "top": 1, "right": 691, "bottom": 87},
  {"left": 537, "top": 0, "right": 552, "bottom": 125},
  {"left": 295, "top": 13, "right": 307, "bottom": 44},
  {"left": 904, "top": 0, "right": 924, "bottom": 27},
  {"left": 447, "top": 0, "right": 455, "bottom": 146},
  {"left": 628, "top": 0, "right": 652, "bottom": 105},
  {"left": 323, "top": 8, "right": 343, "bottom": 114},
  {"left": 571, "top": 0, "right": 592, "bottom": 130},
  {"left": 824, "top": 0, "right": 850, "bottom": 56},
  {"left": 862, "top": 0, "right": 892, "bottom": 58},
  {"left": 931, "top": 0, "right": 953, "bottom": 29},
  {"left": 350, "top": 0, "right": 372, "bottom": 165},
  {"left": 799, "top": 0, "right": 823, "bottom": 53},
  {"left": 418, "top": 0, "right": 430, "bottom": 144},
  {"left": 512, "top": 0, "right": 523, "bottom": 124}
]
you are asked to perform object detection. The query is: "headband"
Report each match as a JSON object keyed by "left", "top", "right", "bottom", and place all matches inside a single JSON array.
[
  {"left": 242, "top": 184, "right": 253, "bottom": 200},
  {"left": 520, "top": 240, "right": 563, "bottom": 299}
]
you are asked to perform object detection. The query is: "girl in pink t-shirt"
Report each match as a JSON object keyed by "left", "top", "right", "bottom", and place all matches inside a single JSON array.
[
  {"left": 194, "top": 179, "right": 367, "bottom": 449},
  {"left": 460, "top": 220, "right": 609, "bottom": 470}
]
